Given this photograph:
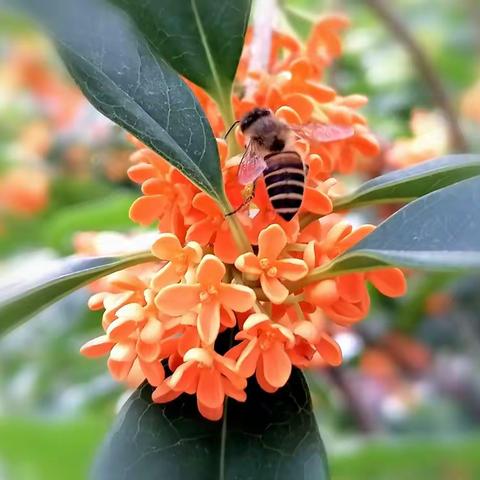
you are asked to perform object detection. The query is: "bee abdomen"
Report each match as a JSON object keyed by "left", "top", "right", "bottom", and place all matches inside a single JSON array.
[{"left": 263, "top": 151, "right": 305, "bottom": 221}]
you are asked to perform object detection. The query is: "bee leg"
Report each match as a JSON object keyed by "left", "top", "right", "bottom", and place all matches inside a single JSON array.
[{"left": 225, "top": 182, "right": 256, "bottom": 217}]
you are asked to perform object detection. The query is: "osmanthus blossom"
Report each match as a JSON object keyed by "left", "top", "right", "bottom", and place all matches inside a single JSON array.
[
  {"left": 386, "top": 109, "right": 449, "bottom": 170},
  {"left": 155, "top": 254, "right": 256, "bottom": 345},
  {"left": 235, "top": 224, "right": 308, "bottom": 304},
  {"left": 81, "top": 15, "right": 408, "bottom": 420}
]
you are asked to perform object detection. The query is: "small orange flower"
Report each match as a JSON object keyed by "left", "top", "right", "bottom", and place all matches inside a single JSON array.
[
  {"left": 153, "top": 347, "right": 247, "bottom": 421},
  {"left": 186, "top": 193, "right": 249, "bottom": 264},
  {"left": 151, "top": 234, "right": 203, "bottom": 289},
  {"left": 231, "top": 313, "right": 295, "bottom": 392},
  {"left": 0, "top": 168, "right": 49, "bottom": 216},
  {"left": 155, "top": 254, "right": 256, "bottom": 345},
  {"left": 235, "top": 224, "right": 308, "bottom": 304}
]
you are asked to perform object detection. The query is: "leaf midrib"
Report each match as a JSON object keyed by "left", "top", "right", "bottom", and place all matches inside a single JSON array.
[
  {"left": 57, "top": 38, "right": 220, "bottom": 200},
  {"left": 190, "top": 0, "right": 226, "bottom": 106}
]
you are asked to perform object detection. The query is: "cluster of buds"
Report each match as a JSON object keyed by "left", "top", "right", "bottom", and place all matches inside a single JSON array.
[{"left": 81, "top": 15, "right": 407, "bottom": 420}]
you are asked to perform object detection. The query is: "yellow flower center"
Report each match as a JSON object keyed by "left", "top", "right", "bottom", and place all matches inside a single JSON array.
[
  {"left": 199, "top": 285, "right": 218, "bottom": 303},
  {"left": 173, "top": 252, "right": 188, "bottom": 274},
  {"left": 266, "top": 266, "right": 278, "bottom": 277},
  {"left": 259, "top": 331, "right": 275, "bottom": 351},
  {"left": 259, "top": 258, "right": 270, "bottom": 269},
  {"left": 207, "top": 285, "right": 218, "bottom": 295},
  {"left": 175, "top": 252, "right": 187, "bottom": 264}
]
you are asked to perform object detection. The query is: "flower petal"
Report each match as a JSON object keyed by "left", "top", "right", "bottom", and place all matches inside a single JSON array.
[
  {"left": 256, "top": 356, "right": 278, "bottom": 393},
  {"left": 186, "top": 218, "right": 215, "bottom": 245},
  {"left": 192, "top": 192, "right": 221, "bottom": 216},
  {"left": 197, "top": 368, "right": 224, "bottom": 409},
  {"left": 338, "top": 273, "right": 367, "bottom": 303},
  {"left": 152, "top": 382, "right": 182, "bottom": 403},
  {"left": 196, "top": 254, "right": 226, "bottom": 286},
  {"left": 151, "top": 233, "right": 182, "bottom": 260},
  {"left": 367, "top": 268, "right": 407, "bottom": 298},
  {"left": 276, "top": 259, "right": 308, "bottom": 281},
  {"left": 151, "top": 262, "right": 181, "bottom": 290},
  {"left": 302, "top": 186, "right": 333, "bottom": 215},
  {"left": 108, "top": 357, "right": 134, "bottom": 381},
  {"left": 88, "top": 292, "right": 106, "bottom": 311},
  {"left": 106, "top": 317, "right": 138, "bottom": 342},
  {"left": 237, "top": 338, "right": 260, "bottom": 377},
  {"left": 260, "top": 274, "right": 289, "bottom": 304},
  {"left": 234, "top": 253, "right": 262, "bottom": 276},
  {"left": 129, "top": 195, "right": 167, "bottom": 225},
  {"left": 220, "top": 306, "right": 237, "bottom": 329},
  {"left": 136, "top": 340, "right": 161, "bottom": 363},
  {"left": 262, "top": 342, "right": 292, "bottom": 388},
  {"left": 222, "top": 378, "right": 247, "bottom": 402},
  {"left": 258, "top": 224, "right": 287, "bottom": 261},
  {"left": 304, "top": 279, "right": 339, "bottom": 307},
  {"left": 214, "top": 224, "right": 241, "bottom": 264},
  {"left": 218, "top": 284, "right": 255, "bottom": 312},
  {"left": 116, "top": 303, "right": 145, "bottom": 322},
  {"left": 197, "top": 399, "right": 223, "bottom": 421},
  {"left": 242, "top": 313, "right": 270, "bottom": 332},
  {"left": 169, "top": 360, "right": 198, "bottom": 392},
  {"left": 140, "top": 317, "right": 164, "bottom": 344},
  {"left": 184, "top": 347, "right": 213, "bottom": 366},
  {"left": 316, "top": 334, "right": 343, "bottom": 366},
  {"left": 80, "top": 335, "right": 114, "bottom": 358},
  {"left": 197, "top": 300, "right": 221, "bottom": 345},
  {"left": 139, "top": 360, "right": 165, "bottom": 386},
  {"left": 155, "top": 284, "right": 201, "bottom": 316},
  {"left": 175, "top": 327, "right": 198, "bottom": 357},
  {"left": 110, "top": 341, "right": 136, "bottom": 362}
]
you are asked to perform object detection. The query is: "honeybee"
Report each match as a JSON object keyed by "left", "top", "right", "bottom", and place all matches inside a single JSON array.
[{"left": 230, "top": 108, "right": 354, "bottom": 221}]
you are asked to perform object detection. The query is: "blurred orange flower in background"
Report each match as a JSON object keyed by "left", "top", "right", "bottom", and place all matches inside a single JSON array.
[
  {"left": 461, "top": 79, "right": 480, "bottom": 124},
  {"left": 386, "top": 109, "right": 449, "bottom": 169}
]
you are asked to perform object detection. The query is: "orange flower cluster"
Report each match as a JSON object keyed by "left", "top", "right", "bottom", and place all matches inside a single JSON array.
[{"left": 81, "top": 16, "right": 407, "bottom": 420}]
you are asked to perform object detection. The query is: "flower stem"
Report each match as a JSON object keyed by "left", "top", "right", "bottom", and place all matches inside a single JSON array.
[
  {"left": 218, "top": 92, "right": 241, "bottom": 157},
  {"left": 299, "top": 212, "right": 321, "bottom": 230},
  {"left": 225, "top": 207, "right": 252, "bottom": 254}
]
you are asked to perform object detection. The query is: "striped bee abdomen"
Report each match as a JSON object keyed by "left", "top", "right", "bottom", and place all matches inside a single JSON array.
[{"left": 263, "top": 151, "right": 305, "bottom": 221}]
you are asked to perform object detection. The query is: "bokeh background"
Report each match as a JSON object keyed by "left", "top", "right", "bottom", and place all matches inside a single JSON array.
[{"left": 1, "top": 0, "right": 480, "bottom": 478}]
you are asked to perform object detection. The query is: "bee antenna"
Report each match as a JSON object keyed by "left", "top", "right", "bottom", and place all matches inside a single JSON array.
[{"left": 224, "top": 120, "right": 240, "bottom": 140}]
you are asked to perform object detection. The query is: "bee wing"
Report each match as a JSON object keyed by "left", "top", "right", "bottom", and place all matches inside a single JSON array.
[
  {"left": 237, "top": 141, "right": 267, "bottom": 185},
  {"left": 291, "top": 123, "right": 355, "bottom": 143}
]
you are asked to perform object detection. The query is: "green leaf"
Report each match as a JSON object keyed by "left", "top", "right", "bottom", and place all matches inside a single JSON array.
[
  {"left": 14, "top": 0, "right": 227, "bottom": 206},
  {"left": 111, "top": 0, "right": 252, "bottom": 109},
  {"left": 333, "top": 155, "right": 480, "bottom": 211},
  {"left": 93, "top": 369, "right": 329, "bottom": 480},
  {"left": 317, "top": 176, "right": 480, "bottom": 277},
  {"left": 0, "top": 251, "right": 155, "bottom": 335}
]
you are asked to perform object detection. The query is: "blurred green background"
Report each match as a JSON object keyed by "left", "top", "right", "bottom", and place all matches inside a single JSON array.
[{"left": 1, "top": 0, "right": 480, "bottom": 478}]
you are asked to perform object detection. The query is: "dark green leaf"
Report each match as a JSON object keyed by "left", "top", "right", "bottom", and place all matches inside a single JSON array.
[
  {"left": 0, "top": 251, "right": 155, "bottom": 335},
  {"left": 111, "top": 0, "right": 252, "bottom": 109},
  {"left": 333, "top": 155, "right": 480, "bottom": 210},
  {"left": 318, "top": 177, "right": 480, "bottom": 276},
  {"left": 93, "top": 369, "right": 329, "bottom": 480},
  {"left": 14, "top": 0, "right": 227, "bottom": 205}
]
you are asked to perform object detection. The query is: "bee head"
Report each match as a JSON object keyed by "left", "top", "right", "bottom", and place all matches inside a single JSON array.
[{"left": 240, "top": 108, "right": 272, "bottom": 133}]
